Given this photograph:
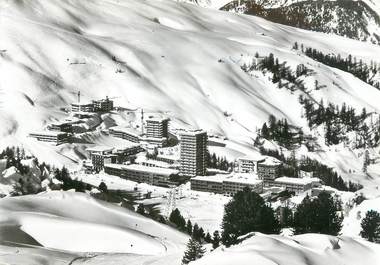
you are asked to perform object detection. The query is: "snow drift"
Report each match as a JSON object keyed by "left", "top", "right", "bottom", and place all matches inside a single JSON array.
[
  {"left": 0, "top": 191, "right": 188, "bottom": 254},
  {"left": 193, "top": 233, "right": 380, "bottom": 265}
]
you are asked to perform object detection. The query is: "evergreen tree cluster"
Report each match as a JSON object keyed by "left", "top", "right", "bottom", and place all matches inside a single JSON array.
[
  {"left": 0, "top": 146, "right": 29, "bottom": 175},
  {"left": 206, "top": 151, "right": 233, "bottom": 171},
  {"left": 170, "top": 208, "right": 220, "bottom": 248},
  {"left": 258, "top": 147, "right": 362, "bottom": 192},
  {"left": 293, "top": 192, "right": 343, "bottom": 235},
  {"left": 136, "top": 203, "right": 166, "bottom": 224},
  {"left": 299, "top": 96, "right": 378, "bottom": 147},
  {"left": 222, "top": 1, "right": 380, "bottom": 45},
  {"left": 220, "top": 189, "right": 346, "bottom": 247},
  {"left": 221, "top": 187, "right": 280, "bottom": 246},
  {"left": 241, "top": 52, "right": 312, "bottom": 92},
  {"left": 181, "top": 238, "right": 206, "bottom": 265},
  {"left": 54, "top": 167, "right": 92, "bottom": 192},
  {"left": 260, "top": 115, "right": 303, "bottom": 148},
  {"left": 360, "top": 210, "right": 380, "bottom": 243},
  {"left": 298, "top": 44, "right": 380, "bottom": 89}
]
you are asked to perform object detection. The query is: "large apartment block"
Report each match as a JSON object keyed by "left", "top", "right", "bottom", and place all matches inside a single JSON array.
[
  {"left": 93, "top": 97, "right": 114, "bottom": 112},
  {"left": 179, "top": 129, "right": 207, "bottom": 177},
  {"left": 146, "top": 117, "right": 169, "bottom": 139},
  {"left": 257, "top": 157, "right": 282, "bottom": 186}
]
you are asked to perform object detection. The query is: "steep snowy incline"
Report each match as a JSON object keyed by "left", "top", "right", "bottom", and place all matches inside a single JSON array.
[{"left": 2, "top": 0, "right": 380, "bottom": 168}]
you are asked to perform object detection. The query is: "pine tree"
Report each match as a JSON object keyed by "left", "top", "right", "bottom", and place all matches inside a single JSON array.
[
  {"left": 136, "top": 203, "right": 145, "bottom": 215},
  {"left": 261, "top": 123, "right": 270, "bottom": 139},
  {"left": 221, "top": 187, "right": 279, "bottom": 246},
  {"left": 169, "top": 208, "right": 186, "bottom": 230},
  {"left": 186, "top": 220, "right": 193, "bottom": 235},
  {"left": 212, "top": 230, "right": 220, "bottom": 249},
  {"left": 363, "top": 150, "right": 370, "bottom": 173},
  {"left": 98, "top": 182, "right": 108, "bottom": 193},
  {"left": 182, "top": 238, "right": 206, "bottom": 265},
  {"left": 204, "top": 232, "right": 212, "bottom": 243},
  {"left": 360, "top": 210, "right": 380, "bottom": 243},
  {"left": 192, "top": 223, "right": 201, "bottom": 241},
  {"left": 293, "top": 192, "right": 343, "bottom": 235}
]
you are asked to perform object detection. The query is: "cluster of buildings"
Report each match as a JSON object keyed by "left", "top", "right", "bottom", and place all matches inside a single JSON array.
[
  {"left": 71, "top": 96, "right": 114, "bottom": 113},
  {"left": 190, "top": 155, "right": 321, "bottom": 196},
  {"left": 109, "top": 116, "right": 170, "bottom": 148},
  {"left": 29, "top": 96, "right": 115, "bottom": 145},
  {"left": 28, "top": 93, "right": 323, "bottom": 197},
  {"left": 101, "top": 126, "right": 208, "bottom": 188}
]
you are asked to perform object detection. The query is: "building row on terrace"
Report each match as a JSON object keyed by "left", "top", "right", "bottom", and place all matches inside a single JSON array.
[
  {"left": 190, "top": 172, "right": 321, "bottom": 195},
  {"left": 273, "top": 177, "right": 321, "bottom": 194},
  {"left": 71, "top": 97, "right": 114, "bottom": 113},
  {"left": 47, "top": 121, "right": 73, "bottom": 133},
  {"left": 85, "top": 144, "right": 143, "bottom": 172},
  {"left": 190, "top": 173, "right": 264, "bottom": 196},
  {"left": 104, "top": 163, "right": 179, "bottom": 187},
  {"left": 109, "top": 117, "right": 169, "bottom": 148},
  {"left": 29, "top": 131, "right": 70, "bottom": 145}
]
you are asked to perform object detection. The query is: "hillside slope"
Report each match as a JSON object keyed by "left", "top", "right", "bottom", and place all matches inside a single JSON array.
[
  {"left": 221, "top": 0, "right": 380, "bottom": 44},
  {"left": 0, "top": 191, "right": 188, "bottom": 253},
  {"left": 192, "top": 233, "right": 380, "bottom": 265},
  {"left": 2, "top": 0, "right": 380, "bottom": 137}
]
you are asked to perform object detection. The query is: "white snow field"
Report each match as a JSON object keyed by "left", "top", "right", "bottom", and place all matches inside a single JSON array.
[
  {"left": 2, "top": 0, "right": 380, "bottom": 164},
  {"left": 192, "top": 233, "right": 380, "bottom": 265},
  {"left": 0, "top": 190, "right": 188, "bottom": 264}
]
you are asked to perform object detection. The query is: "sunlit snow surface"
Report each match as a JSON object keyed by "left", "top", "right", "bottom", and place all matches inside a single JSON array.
[{"left": 1, "top": 0, "right": 380, "bottom": 263}]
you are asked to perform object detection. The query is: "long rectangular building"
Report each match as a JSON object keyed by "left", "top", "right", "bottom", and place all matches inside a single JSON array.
[
  {"left": 29, "top": 131, "right": 70, "bottom": 145},
  {"left": 273, "top": 177, "right": 321, "bottom": 194},
  {"left": 190, "top": 173, "right": 263, "bottom": 196},
  {"left": 104, "top": 163, "right": 179, "bottom": 187},
  {"left": 71, "top": 102, "right": 94, "bottom": 112},
  {"left": 109, "top": 126, "right": 141, "bottom": 143}
]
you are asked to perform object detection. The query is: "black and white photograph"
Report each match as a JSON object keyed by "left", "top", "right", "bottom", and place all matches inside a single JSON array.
[{"left": 0, "top": 0, "right": 380, "bottom": 264}]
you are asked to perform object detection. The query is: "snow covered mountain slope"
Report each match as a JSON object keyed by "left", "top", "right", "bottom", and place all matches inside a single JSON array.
[
  {"left": 2, "top": 0, "right": 380, "bottom": 135},
  {"left": 221, "top": 0, "right": 380, "bottom": 44},
  {"left": 192, "top": 233, "right": 380, "bottom": 265},
  {"left": 0, "top": 191, "right": 188, "bottom": 254},
  {"left": 2, "top": 0, "right": 380, "bottom": 184},
  {"left": 173, "top": 0, "right": 232, "bottom": 8}
]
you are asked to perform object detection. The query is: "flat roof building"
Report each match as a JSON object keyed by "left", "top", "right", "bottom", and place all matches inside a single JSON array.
[
  {"left": 93, "top": 97, "right": 113, "bottom": 112},
  {"left": 223, "top": 173, "right": 263, "bottom": 196},
  {"left": 86, "top": 146, "right": 116, "bottom": 172},
  {"left": 180, "top": 129, "right": 208, "bottom": 177},
  {"left": 29, "top": 131, "right": 70, "bottom": 145},
  {"left": 109, "top": 126, "right": 141, "bottom": 143},
  {"left": 146, "top": 116, "right": 170, "bottom": 139},
  {"left": 47, "top": 121, "right": 73, "bottom": 133},
  {"left": 273, "top": 177, "right": 321, "bottom": 194},
  {"left": 71, "top": 102, "right": 94, "bottom": 113},
  {"left": 257, "top": 157, "right": 282, "bottom": 186},
  {"left": 190, "top": 173, "right": 263, "bottom": 196},
  {"left": 104, "top": 163, "right": 179, "bottom": 187},
  {"left": 236, "top": 155, "right": 265, "bottom": 173}
]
